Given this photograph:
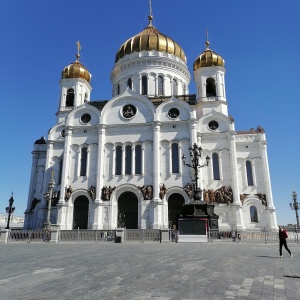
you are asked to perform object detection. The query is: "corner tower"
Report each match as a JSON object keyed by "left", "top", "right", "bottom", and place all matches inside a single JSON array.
[
  {"left": 193, "top": 33, "right": 227, "bottom": 116},
  {"left": 58, "top": 42, "right": 92, "bottom": 122}
]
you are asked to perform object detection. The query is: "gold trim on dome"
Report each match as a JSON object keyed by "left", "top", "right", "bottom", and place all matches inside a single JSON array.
[
  {"left": 62, "top": 42, "right": 91, "bottom": 83},
  {"left": 115, "top": 24, "right": 186, "bottom": 64}
]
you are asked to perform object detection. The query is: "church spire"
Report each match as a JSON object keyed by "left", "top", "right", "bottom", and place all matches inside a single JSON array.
[
  {"left": 76, "top": 41, "right": 81, "bottom": 60},
  {"left": 205, "top": 29, "right": 210, "bottom": 49},
  {"left": 148, "top": 0, "right": 153, "bottom": 25}
]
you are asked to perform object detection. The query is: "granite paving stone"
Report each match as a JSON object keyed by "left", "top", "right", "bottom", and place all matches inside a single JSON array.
[{"left": 0, "top": 241, "right": 299, "bottom": 299}]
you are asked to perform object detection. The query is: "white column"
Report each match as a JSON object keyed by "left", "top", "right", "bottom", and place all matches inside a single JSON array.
[
  {"left": 228, "top": 131, "right": 244, "bottom": 230},
  {"left": 93, "top": 124, "right": 106, "bottom": 229},
  {"left": 112, "top": 146, "right": 115, "bottom": 177},
  {"left": 168, "top": 143, "right": 172, "bottom": 176},
  {"left": 152, "top": 121, "right": 161, "bottom": 229},
  {"left": 259, "top": 134, "right": 277, "bottom": 229},
  {"left": 132, "top": 145, "right": 135, "bottom": 175}
]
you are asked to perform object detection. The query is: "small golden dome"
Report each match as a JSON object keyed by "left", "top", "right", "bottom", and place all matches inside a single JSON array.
[
  {"left": 62, "top": 54, "right": 91, "bottom": 83},
  {"left": 115, "top": 23, "right": 186, "bottom": 64},
  {"left": 193, "top": 35, "right": 224, "bottom": 71}
]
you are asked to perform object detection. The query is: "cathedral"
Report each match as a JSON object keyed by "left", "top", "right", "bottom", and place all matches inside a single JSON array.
[{"left": 24, "top": 10, "right": 277, "bottom": 231}]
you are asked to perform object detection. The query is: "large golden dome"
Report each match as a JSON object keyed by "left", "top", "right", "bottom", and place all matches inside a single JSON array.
[
  {"left": 62, "top": 54, "right": 91, "bottom": 83},
  {"left": 115, "top": 17, "right": 186, "bottom": 64},
  {"left": 193, "top": 40, "right": 224, "bottom": 71}
]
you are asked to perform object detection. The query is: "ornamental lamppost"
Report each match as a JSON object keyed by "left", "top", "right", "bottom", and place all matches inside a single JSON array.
[
  {"left": 290, "top": 191, "right": 299, "bottom": 228},
  {"left": 43, "top": 171, "right": 57, "bottom": 230},
  {"left": 5, "top": 193, "right": 15, "bottom": 229},
  {"left": 182, "top": 143, "right": 210, "bottom": 201}
]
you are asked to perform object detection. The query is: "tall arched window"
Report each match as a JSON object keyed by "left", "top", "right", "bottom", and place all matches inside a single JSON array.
[
  {"left": 115, "top": 146, "right": 122, "bottom": 175},
  {"left": 127, "top": 78, "right": 132, "bottom": 90},
  {"left": 117, "top": 84, "right": 120, "bottom": 95},
  {"left": 135, "top": 145, "right": 142, "bottom": 174},
  {"left": 250, "top": 206, "right": 258, "bottom": 222},
  {"left": 80, "top": 147, "right": 88, "bottom": 176},
  {"left": 66, "top": 88, "right": 74, "bottom": 107},
  {"left": 171, "top": 143, "right": 179, "bottom": 173},
  {"left": 158, "top": 76, "right": 164, "bottom": 95},
  {"left": 172, "top": 79, "right": 178, "bottom": 95},
  {"left": 206, "top": 78, "right": 216, "bottom": 97},
  {"left": 246, "top": 160, "right": 254, "bottom": 186},
  {"left": 212, "top": 153, "right": 220, "bottom": 180},
  {"left": 142, "top": 76, "right": 148, "bottom": 95},
  {"left": 58, "top": 158, "right": 63, "bottom": 184},
  {"left": 125, "top": 145, "right": 132, "bottom": 175}
]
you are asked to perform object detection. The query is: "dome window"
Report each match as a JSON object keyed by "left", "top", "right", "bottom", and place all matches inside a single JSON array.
[
  {"left": 117, "top": 84, "right": 120, "bottom": 95},
  {"left": 66, "top": 88, "right": 74, "bottom": 107},
  {"left": 158, "top": 76, "right": 164, "bottom": 96},
  {"left": 206, "top": 78, "right": 216, "bottom": 97},
  {"left": 127, "top": 78, "right": 132, "bottom": 90},
  {"left": 142, "top": 76, "right": 148, "bottom": 95}
]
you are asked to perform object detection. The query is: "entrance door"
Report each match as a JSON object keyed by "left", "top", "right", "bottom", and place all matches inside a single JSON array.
[
  {"left": 117, "top": 192, "right": 138, "bottom": 229},
  {"left": 73, "top": 196, "right": 89, "bottom": 229},
  {"left": 168, "top": 193, "right": 184, "bottom": 229}
]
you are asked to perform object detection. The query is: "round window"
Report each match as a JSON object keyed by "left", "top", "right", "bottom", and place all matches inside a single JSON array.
[
  {"left": 168, "top": 108, "right": 180, "bottom": 119},
  {"left": 81, "top": 113, "right": 91, "bottom": 124},
  {"left": 208, "top": 120, "right": 219, "bottom": 130},
  {"left": 123, "top": 105, "right": 136, "bottom": 118}
]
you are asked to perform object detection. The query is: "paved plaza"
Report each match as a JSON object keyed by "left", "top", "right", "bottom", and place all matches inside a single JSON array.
[{"left": 0, "top": 241, "right": 299, "bottom": 300}]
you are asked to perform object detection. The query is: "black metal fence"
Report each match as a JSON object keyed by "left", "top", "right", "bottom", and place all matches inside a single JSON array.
[{"left": 59, "top": 229, "right": 116, "bottom": 242}]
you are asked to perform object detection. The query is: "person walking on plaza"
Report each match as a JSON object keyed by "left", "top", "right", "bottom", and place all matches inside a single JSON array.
[{"left": 278, "top": 226, "right": 293, "bottom": 258}]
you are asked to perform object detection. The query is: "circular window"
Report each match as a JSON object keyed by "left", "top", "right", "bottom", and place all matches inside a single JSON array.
[
  {"left": 81, "top": 113, "right": 91, "bottom": 124},
  {"left": 168, "top": 108, "right": 180, "bottom": 119},
  {"left": 208, "top": 120, "right": 219, "bottom": 130},
  {"left": 123, "top": 104, "right": 136, "bottom": 119}
]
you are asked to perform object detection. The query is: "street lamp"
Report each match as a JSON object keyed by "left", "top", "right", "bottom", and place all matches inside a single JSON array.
[
  {"left": 290, "top": 191, "right": 299, "bottom": 228},
  {"left": 5, "top": 193, "right": 15, "bottom": 229},
  {"left": 182, "top": 143, "right": 210, "bottom": 201},
  {"left": 43, "top": 171, "right": 57, "bottom": 230}
]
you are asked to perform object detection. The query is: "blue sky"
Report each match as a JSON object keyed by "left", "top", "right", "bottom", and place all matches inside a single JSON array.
[{"left": 0, "top": 0, "right": 299, "bottom": 226}]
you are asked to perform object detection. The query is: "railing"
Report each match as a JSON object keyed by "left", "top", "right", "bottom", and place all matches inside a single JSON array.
[
  {"left": 8, "top": 229, "right": 50, "bottom": 243},
  {"left": 59, "top": 229, "right": 115, "bottom": 242},
  {"left": 209, "top": 229, "right": 300, "bottom": 243},
  {"left": 124, "top": 229, "right": 160, "bottom": 242}
]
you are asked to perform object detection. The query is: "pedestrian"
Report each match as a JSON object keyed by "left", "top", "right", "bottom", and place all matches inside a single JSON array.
[
  {"left": 278, "top": 226, "right": 293, "bottom": 258},
  {"left": 231, "top": 230, "right": 236, "bottom": 242}
]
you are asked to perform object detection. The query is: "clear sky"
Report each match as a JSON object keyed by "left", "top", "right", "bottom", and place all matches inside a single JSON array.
[{"left": 0, "top": 0, "right": 299, "bottom": 226}]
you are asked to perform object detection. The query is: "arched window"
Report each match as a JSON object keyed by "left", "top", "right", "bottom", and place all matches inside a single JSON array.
[
  {"left": 127, "top": 78, "right": 132, "bottom": 90},
  {"left": 206, "top": 78, "right": 216, "bottom": 97},
  {"left": 158, "top": 76, "right": 164, "bottom": 95},
  {"left": 246, "top": 160, "right": 254, "bottom": 186},
  {"left": 58, "top": 158, "right": 63, "bottom": 184},
  {"left": 250, "top": 206, "right": 258, "bottom": 223},
  {"left": 135, "top": 145, "right": 142, "bottom": 174},
  {"left": 172, "top": 79, "right": 178, "bottom": 95},
  {"left": 66, "top": 88, "right": 74, "bottom": 107},
  {"left": 125, "top": 145, "right": 132, "bottom": 175},
  {"left": 142, "top": 76, "right": 148, "bottom": 95},
  {"left": 171, "top": 143, "right": 179, "bottom": 173},
  {"left": 117, "top": 84, "right": 120, "bottom": 95},
  {"left": 84, "top": 92, "right": 88, "bottom": 102},
  {"left": 212, "top": 153, "right": 220, "bottom": 180},
  {"left": 115, "top": 146, "right": 122, "bottom": 175},
  {"left": 80, "top": 147, "right": 88, "bottom": 176}
]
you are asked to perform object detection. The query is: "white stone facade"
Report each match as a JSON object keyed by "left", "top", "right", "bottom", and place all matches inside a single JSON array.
[{"left": 24, "top": 21, "right": 277, "bottom": 231}]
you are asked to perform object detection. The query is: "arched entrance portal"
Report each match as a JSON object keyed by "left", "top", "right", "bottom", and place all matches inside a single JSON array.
[
  {"left": 168, "top": 193, "right": 184, "bottom": 229},
  {"left": 73, "top": 196, "right": 89, "bottom": 229},
  {"left": 117, "top": 192, "right": 138, "bottom": 229}
]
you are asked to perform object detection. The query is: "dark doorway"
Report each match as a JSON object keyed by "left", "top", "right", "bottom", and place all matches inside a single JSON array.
[
  {"left": 73, "top": 196, "right": 89, "bottom": 229},
  {"left": 168, "top": 193, "right": 184, "bottom": 229},
  {"left": 117, "top": 192, "right": 138, "bottom": 229}
]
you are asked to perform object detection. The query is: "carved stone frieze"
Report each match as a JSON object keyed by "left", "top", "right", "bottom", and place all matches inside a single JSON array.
[
  {"left": 203, "top": 186, "right": 233, "bottom": 205},
  {"left": 101, "top": 186, "right": 116, "bottom": 201},
  {"left": 89, "top": 186, "right": 96, "bottom": 201},
  {"left": 138, "top": 185, "right": 153, "bottom": 200}
]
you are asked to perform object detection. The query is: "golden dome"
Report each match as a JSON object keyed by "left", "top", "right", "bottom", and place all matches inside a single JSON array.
[
  {"left": 62, "top": 54, "right": 91, "bottom": 83},
  {"left": 193, "top": 40, "right": 224, "bottom": 71},
  {"left": 115, "top": 19, "right": 186, "bottom": 64}
]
